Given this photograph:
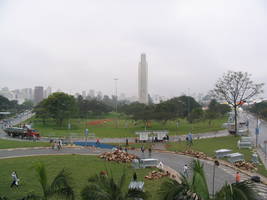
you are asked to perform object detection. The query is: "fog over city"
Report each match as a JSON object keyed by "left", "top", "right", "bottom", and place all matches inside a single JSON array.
[{"left": 0, "top": 0, "right": 266, "bottom": 98}]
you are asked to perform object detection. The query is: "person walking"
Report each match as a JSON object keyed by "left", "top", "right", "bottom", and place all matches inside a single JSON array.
[
  {"left": 235, "top": 171, "right": 241, "bottom": 183},
  {"left": 10, "top": 171, "right": 19, "bottom": 188},
  {"left": 183, "top": 164, "right": 189, "bottom": 178},
  {"left": 148, "top": 147, "right": 152, "bottom": 158},
  {"left": 141, "top": 145, "right": 145, "bottom": 158}
]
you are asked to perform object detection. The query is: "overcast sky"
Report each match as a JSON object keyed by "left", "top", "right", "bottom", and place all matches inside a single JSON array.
[{"left": 0, "top": 0, "right": 266, "bottom": 98}]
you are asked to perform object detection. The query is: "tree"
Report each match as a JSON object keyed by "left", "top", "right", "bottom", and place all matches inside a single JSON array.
[
  {"left": 159, "top": 159, "right": 258, "bottom": 200},
  {"left": 22, "top": 162, "right": 75, "bottom": 200},
  {"left": 213, "top": 71, "right": 264, "bottom": 134},
  {"left": 187, "top": 108, "right": 204, "bottom": 123},
  {"left": 81, "top": 171, "right": 149, "bottom": 200},
  {"left": 33, "top": 100, "right": 50, "bottom": 125},
  {"left": 35, "top": 92, "right": 77, "bottom": 126},
  {"left": 215, "top": 181, "right": 258, "bottom": 200}
]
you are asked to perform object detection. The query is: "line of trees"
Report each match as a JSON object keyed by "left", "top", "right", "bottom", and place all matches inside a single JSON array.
[
  {"left": 248, "top": 101, "right": 267, "bottom": 119},
  {"left": 33, "top": 92, "right": 231, "bottom": 127},
  {"left": 119, "top": 96, "right": 230, "bottom": 126},
  {"left": 0, "top": 96, "right": 34, "bottom": 119},
  {"left": 34, "top": 93, "right": 113, "bottom": 126}
]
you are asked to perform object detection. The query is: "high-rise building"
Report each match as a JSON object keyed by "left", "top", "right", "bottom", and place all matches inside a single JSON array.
[
  {"left": 34, "top": 86, "right": 44, "bottom": 104},
  {"left": 88, "top": 89, "right": 95, "bottom": 98},
  {"left": 44, "top": 86, "right": 52, "bottom": 98},
  {"left": 138, "top": 53, "right": 148, "bottom": 104},
  {"left": 82, "top": 90, "right": 87, "bottom": 98}
]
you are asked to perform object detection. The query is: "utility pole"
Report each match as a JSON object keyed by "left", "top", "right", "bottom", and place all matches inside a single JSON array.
[
  {"left": 114, "top": 78, "right": 118, "bottom": 112},
  {"left": 114, "top": 78, "right": 118, "bottom": 128}
]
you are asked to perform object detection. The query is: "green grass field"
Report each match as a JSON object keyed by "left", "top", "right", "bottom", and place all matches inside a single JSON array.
[
  {"left": 0, "top": 139, "right": 50, "bottom": 149},
  {"left": 30, "top": 116, "right": 226, "bottom": 138},
  {"left": 0, "top": 155, "right": 166, "bottom": 200},
  {"left": 166, "top": 136, "right": 267, "bottom": 177}
]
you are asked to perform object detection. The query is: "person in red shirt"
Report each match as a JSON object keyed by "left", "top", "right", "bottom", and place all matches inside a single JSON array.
[{"left": 235, "top": 172, "right": 241, "bottom": 183}]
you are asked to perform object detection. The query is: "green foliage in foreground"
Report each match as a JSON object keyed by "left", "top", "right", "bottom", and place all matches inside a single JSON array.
[
  {"left": 81, "top": 171, "right": 149, "bottom": 200},
  {"left": 0, "top": 139, "right": 50, "bottom": 149},
  {"left": 0, "top": 155, "right": 165, "bottom": 200}
]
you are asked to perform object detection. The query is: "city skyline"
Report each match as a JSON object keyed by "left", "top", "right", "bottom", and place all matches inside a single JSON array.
[{"left": 0, "top": 0, "right": 267, "bottom": 98}]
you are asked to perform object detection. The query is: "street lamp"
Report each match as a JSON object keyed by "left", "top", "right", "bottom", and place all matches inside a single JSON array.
[
  {"left": 114, "top": 78, "right": 118, "bottom": 113},
  {"left": 212, "top": 160, "right": 220, "bottom": 197},
  {"left": 114, "top": 78, "right": 119, "bottom": 128}
]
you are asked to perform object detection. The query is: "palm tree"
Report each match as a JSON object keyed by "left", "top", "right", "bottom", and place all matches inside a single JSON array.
[
  {"left": 21, "top": 162, "right": 75, "bottom": 200},
  {"left": 215, "top": 180, "right": 258, "bottom": 200},
  {"left": 81, "top": 171, "right": 149, "bottom": 200},
  {"left": 159, "top": 159, "right": 258, "bottom": 200}
]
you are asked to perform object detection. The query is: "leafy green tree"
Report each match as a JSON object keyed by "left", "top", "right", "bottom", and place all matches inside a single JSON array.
[
  {"left": 213, "top": 71, "right": 264, "bottom": 134},
  {"left": 81, "top": 171, "right": 149, "bottom": 200},
  {"left": 22, "top": 162, "right": 75, "bottom": 200},
  {"left": 33, "top": 100, "right": 50, "bottom": 125},
  {"left": 35, "top": 92, "right": 77, "bottom": 126},
  {"left": 187, "top": 108, "right": 204, "bottom": 123},
  {"left": 153, "top": 102, "right": 177, "bottom": 124},
  {"left": 21, "top": 100, "right": 34, "bottom": 110},
  {"left": 76, "top": 95, "right": 112, "bottom": 118}
]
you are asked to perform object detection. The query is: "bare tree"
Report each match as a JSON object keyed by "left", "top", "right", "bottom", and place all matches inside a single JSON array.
[{"left": 213, "top": 71, "right": 264, "bottom": 134}]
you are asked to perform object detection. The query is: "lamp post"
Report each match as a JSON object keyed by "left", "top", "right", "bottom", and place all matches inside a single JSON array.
[
  {"left": 114, "top": 78, "right": 118, "bottom": 113},
  {"left": 114, "top": 78, "right": 118, "bottom": 128},
  {"left": 212, "top": 160, "right": 220, "bottom": 198}
]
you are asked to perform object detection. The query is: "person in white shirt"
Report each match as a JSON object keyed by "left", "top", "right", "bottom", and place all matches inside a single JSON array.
[
  {"left": 10, "top": 171, "right": 19, "bottom": 188},
  {"left": 183, "top": 164, "right": 189, "bottom": 178}
]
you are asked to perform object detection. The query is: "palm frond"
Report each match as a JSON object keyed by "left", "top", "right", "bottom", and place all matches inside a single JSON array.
[
  {"left": 18, "top": 194, "right": 40, "bottom": 200},
  {"left": 49, "top": 169, "right": 75, "bottom": 200},
  {"left": 34, "top": 162, "right": 48, "bottom": 197},
  {"left": 191, "top": 160, "right": 209, "bottom": 200},
  {"left": 215, "top": 181, "right": 258, "bottom": 200},
  {"left": 158, "top": 176, "right": 199, "bottom": 200},
  {"left": 126, "top": 188, "right": 150, "bottom": 200}
]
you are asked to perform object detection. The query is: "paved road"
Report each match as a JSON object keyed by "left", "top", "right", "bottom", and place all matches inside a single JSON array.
[{"left": 0, "top": 146, "right": 266, "bottom": 199}]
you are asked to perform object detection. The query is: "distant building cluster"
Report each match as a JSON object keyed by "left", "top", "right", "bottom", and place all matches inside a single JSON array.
[{"left": 0, "top": 86, "right": 52, "bottom": 105}]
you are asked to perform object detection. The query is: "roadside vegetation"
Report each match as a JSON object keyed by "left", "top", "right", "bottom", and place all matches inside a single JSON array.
[{"left": 0, "top": 139, "right": 49, "bottom": 149}]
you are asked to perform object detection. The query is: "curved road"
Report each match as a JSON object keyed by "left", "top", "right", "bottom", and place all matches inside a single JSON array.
[{"left": 0, "top": 146, "right": 266, "bottom": 199}]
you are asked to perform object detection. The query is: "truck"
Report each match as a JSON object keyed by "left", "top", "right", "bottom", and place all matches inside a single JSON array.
[{"left": 4, "top": 126, "right": 40, "bottom": 139}]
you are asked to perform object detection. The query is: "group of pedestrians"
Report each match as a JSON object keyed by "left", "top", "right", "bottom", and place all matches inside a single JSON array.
[
  {"left": 51, "top": 139, "right": 63, "bottom": 151},
  {"left": 140, "top": 145, "right": 152, "bottom": 158}
]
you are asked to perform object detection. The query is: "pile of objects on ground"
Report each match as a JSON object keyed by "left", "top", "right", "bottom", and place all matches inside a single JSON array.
[
  {"left": 145, "top": 170, "right": 169, "bottom": 180},
  {"left": 181, "top": 150, "right": 208, "bottom": 159},
  {"left": 234, "top": 161, "right": 257, "bottom": 171},
  {"left": 99, "top": 150, "right": 138, "bottom": 163}
]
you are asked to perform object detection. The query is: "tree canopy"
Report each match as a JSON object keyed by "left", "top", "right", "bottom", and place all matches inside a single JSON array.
[
  {"left": 213, "top": 71, "right": 264, "bottom": 134},
  {"left": 35, "top": 92, "right": 77, "bottom": 126}
]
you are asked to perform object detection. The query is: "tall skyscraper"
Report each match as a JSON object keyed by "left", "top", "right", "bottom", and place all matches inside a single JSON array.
[
  {"left": 34, "top": 86, "right": 44, "bottom": 105},
  {"left": 138, "top": 53, "right": 148, "bottom": 104},
  {"left": 45, "top": 86, "right": 52, "bottom": 98}
]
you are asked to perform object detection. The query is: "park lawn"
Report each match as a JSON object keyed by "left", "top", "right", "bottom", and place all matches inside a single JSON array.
[
  {"left": 31, "top": 116, "right": 227, "bottom": 138},
  {"left": 0, "top": 139, "right": 50, "bottom": 149},
  {"left": 0, "top": 155, "right": 166, "bottom": 200},
  {"left": 166, "top": 136, "right": 267, "bottom": 177}
]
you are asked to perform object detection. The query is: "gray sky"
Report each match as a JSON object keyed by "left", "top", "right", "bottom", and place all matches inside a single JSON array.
[{"left": 0, "top": 0, "right": 266, "bottom": 98}]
